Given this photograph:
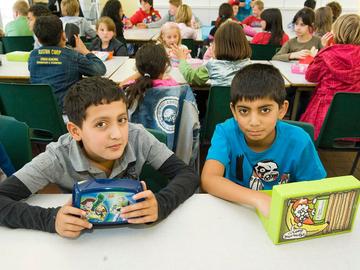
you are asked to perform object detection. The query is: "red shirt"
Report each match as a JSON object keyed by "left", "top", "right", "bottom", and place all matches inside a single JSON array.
[
  {"left": 130, "top": 8, "right": 161, "bottom": 25},
  {"left": 242, "top": 15, "right": 262, "bottom": 27},
  {"left": 251, "top": 32, "right": 289, "bottom": 46}
]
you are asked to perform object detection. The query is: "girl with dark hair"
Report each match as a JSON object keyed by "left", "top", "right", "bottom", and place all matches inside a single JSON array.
[
  {"left": 209, "top": 3, "right": 236, "bottom": 39},
  {"left": 101, "top": 0, "right": 124, "bottom": 41},
  {"left": 272, "top": 7, "right": 323, "bottom": 61},
  {"left": 251, "top": 8, "right": 289, "bottom": 46}
]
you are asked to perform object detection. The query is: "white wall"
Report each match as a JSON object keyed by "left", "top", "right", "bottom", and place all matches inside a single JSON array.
[{"left": 154, "top": 0, "right": 360, "bottom": 33}]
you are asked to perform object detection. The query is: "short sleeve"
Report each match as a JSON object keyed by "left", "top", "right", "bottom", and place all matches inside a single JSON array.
[
  {"left": 293, "top": 137, "right": 327, "bottom": 181},
  {"left": 206, "top": 124, "right": 231, "bottom": 167}
]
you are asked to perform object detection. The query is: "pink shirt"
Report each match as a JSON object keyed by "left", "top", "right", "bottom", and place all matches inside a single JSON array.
[
  {"left": 152, "top": 78, "right": 179, "bottom": 87},
  {"left": 177, "top": 23, "right": 197, "bottom": 40}
]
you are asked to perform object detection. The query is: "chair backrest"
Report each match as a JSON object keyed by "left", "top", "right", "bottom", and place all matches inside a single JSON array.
[
  {"left": 250, "top": 44, "right": 281, "bottom": 60},
  {"left": 0, "top": 83, "right": 67, "bottom": 141},
  {"left": 202, "top": 86, "right": 232, "bottom": 142},
  {"left": 317, "top": 92, "right": 360, "bottom": 149},
  {"left": 139, "top": 128, "right": 169, "bottom": 193},
  {"left": 182, "top": 39, "right": 197, "bottom": 58},
  {"left": 1, "top": 36, "right": 35, "bottom": 53},
  {"left": 0, "top": 115, "right": 32, "bottom": 171},
  {"left": 282, "top": 120, "right": 315, "bottom": 142}
]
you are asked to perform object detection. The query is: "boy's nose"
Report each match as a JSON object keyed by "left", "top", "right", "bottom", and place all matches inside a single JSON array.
[
  {"left": 248, "top": 114, "right": 261, "bottom": 126},
  {"left": 110, "top": 126, "right": 122, "bottom": 139}
]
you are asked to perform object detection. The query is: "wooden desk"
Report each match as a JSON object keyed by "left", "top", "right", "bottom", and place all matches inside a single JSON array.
[
  {"left": 0, "top": 194, "right": 358, "bottom": 270},
  {"left": 270, "top": 60, "right": 316, "bottom": 120},
  {"left": 0, "top": 55, "right": 128, "bottom": 81}
]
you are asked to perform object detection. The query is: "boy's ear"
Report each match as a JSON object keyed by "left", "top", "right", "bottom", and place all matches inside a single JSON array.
[
  {"left": 278, "top": 100, "right": 289, "bottom": 120},
  {"left": 230, "top": 102, "right": 237, "bottom": 119},
  {"left": 67, "top": 121, "right": 82, "bottom": 141}
]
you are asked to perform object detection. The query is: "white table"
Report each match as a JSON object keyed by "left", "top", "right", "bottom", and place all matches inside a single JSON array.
[
  {"left": 0, "top": 194, "right": 358, "bottom": 270},
  {"left": 0, "top": 55, "right": 128, "bottom": 81},
  {"left": 124, "top": 28, "right": 160, "bottom": 43},
  {"left": 270, "top": 60, "right": 316, "bottom": 120},
  {"left": 110, "top": 58, "right": 187, "bottom": 84}
]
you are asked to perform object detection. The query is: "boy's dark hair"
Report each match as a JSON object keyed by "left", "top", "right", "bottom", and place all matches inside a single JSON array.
[
  {"left": 33, "top": 15, "right": 63, "bottom": 46},
  {"left": 231, "top": 64, "right": 286, "bottom": 106},
  {"left": 64, "top": 77, "right": 127, "bottom": 127},
  {"left": 140, "top": 0, "right": 153, "bottom": 6},
  {"left": 29, "top": 3, "right": 51, "bottom": 17},
  {"left": 126, "top": 43, "right": 170, "bottom": 108},
  {"left": 260, "top": 8, "right": 284, "bottom": 46},
  {"left": 304, "top": 0, "right": 316, "bottom": 10}
]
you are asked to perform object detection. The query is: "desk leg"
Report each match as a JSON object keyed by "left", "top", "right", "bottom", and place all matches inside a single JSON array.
[{"left": 291, "top": 88, "right": 301, "bottom": 120}]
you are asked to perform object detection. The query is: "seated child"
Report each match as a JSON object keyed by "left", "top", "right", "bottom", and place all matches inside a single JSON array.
[
  {"left": 90, "top": 16, "right": 128, "bottom": 56},
  {"left": 201, "top": 64, "right": 326, "bottom": 217},
  {"left": 304, "top": 0, "right": 316, "bottom": 10},
  {"left": 101, "top": 0, "right": 126, "bottom": 42},
  {"left": 251, "top": 8, "right": 289, "bottom": 46},
  {"left": 242, "top": 0, "right": 263, "bottom": 27},
  {"left": 27, "top": 3, "right": 52, "bottom": 49},
  {"left": 146, "top": 0, "right": 201, "bottom": 29},
  {"left": 5, "top": 0, "right": 33, "bottom": 36},
  {"left": 228, "top": 0, "right": 240, "bottom": 18},
  {"left": 129, "top": 0, "right": 161, "bottom": 28},
  {"left": 158, "top": 22, "right": 191, "bottom": 61},
  {"left": 314, "top": 7, "right": 333, "bottom": 37},
  {"left": 272, "top": 7, "right": 323, "bottom": 61},
  {"left": 175, "top": 4, "right": 197, "bottom": 40},
  {"left": 125, "top": 44, "right": 200, "bottom": 165},
  {"left": 326, "top": 1, "right": 342, "bottom": 22},
  {"left": 174, "top": 22, "right": 251, "bottom": 86},
  {"left": 209, "top": 3, "right": 237, "bottom": 39},
  {"left": 60, "top": 0, "right": 96, "bottom": 39},
  {"left": 236, "top": 0, "right": 252, "bottom": 22},
  {"left": 0, "top": 77, "right": 199, "bottom": 238},
  {"left": 300, "top": 14, "right": 360, "bottom": 139},
  {"left": 28, "top": 15, "right": 106, "bottom": 110}
]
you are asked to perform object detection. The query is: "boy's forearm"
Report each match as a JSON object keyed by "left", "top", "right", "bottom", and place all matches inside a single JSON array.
[
  {"left": 201, "top": 175, "right": 260, "bottom": 209},
  {"left": 0, "top": 176, "right": 59, "bottom": 233},
  {"left": 155, "top": 154, "right": 199, "bottom": 220}
]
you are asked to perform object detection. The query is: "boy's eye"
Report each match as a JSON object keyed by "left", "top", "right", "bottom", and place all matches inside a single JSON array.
[
  {"left": 118, "top": 117, "right": 128, "bottom": 124},
  {"left": 238, "top": 109, "right": 248, "bottom": 115},
  {"left": 95, "top": 122, "right": 107, "bottom": 128},
  {"left": 260, "top": 108, "right": 271, "bottom": 113}
]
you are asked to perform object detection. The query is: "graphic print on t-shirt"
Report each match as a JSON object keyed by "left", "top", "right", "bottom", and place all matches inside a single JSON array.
[{"left": 250, "top": 160, "right": 279, "bottom": 190}]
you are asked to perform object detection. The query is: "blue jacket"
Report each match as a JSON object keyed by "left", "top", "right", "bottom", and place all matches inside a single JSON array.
[
  {"left": 28, "top": 46, "right": 106, "bottom": 109},
  {"left": 129, "top": 84, "right": 200, "bottom": 167}
]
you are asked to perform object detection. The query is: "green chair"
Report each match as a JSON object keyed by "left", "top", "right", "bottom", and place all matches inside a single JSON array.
[
  {"left": 1, "top": 36, "right": 34, "bottom": 53},
  {"left": 182, "top": 39, "right": 198, "bottom": 58},
  {"left": 282, "top": 120, "right": 315, "bottom": 142},
  {"left": 316, "top": 92, "right": 360, "bottom": 175},
  {"left": 202, "top": 86, "right": 232, "bottom": 143},
  {"left": 139, "top": 128, "right": 169, "bottom": 193},
  {"left": 0, "top": 115, "right": 32, "bottom": 171},
  {"left": 0, "top": 83, "right": 67, "bottom": 141},
  {"left": 250, "top": 44, "right": 281, "bottom": 60}
]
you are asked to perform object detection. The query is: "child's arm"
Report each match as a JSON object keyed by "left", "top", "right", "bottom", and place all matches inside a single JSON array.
[
  {"left": 272, "top": 41, "right": 294, "bottom": 61},
  {"left": 146, "top": 13, "right": 170, "bottom": 28},
  {"left": 201, "top": 159, "right": 272, "bottom": 217}
]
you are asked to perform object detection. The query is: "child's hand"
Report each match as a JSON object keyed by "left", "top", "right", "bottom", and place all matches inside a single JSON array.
[
  {"left": 255, "top": 193, "right": 272, "bottom": 218},
  {"left": 290, "top": 49, "right": 311, "bottom": 60},
  {"left": 120, "top": 181, "right": 158, "bottom": 223},
  {"left": 74, "top": 35, "right": 90, "bottom": 55},
  {"left": 321, "top": 32, "right": 334, "bottom": 47},
  {"left": 55, "top": 200, "right": 93, "bottom": 238},
  {"left": 171, "top": 44, "right": 190, "bottom": 60},
  {"left": 124, "top": 20, "right": 133, "bottom": 28},
  {"left": 136, "top": 23, "right": 147, "bottom": 29},
  {"left": 309, "top": 46, "right": 318, "bottom": 57}
]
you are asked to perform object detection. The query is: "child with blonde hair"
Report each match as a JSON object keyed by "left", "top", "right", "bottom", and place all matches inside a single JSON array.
[
  {"left": 175, "top": 4, "right": 197, "bottom": 39},
  {"left": 60, "top": 0, "right": 96, "bottom": 39},
  {"left": 90, "top": 16, "right": 127, "bottom": 56},
  {"left": 300, "top": 14, "right": 360, "bottom": 139},
  {"left": 314, "top": 7, "right": 333, "bottom": 37},
  {"left": 5, "top": 0, "right": 32, "bottom": 36},
  {"left": 158, "top": 22, "right": 191, "bottom": 60}
]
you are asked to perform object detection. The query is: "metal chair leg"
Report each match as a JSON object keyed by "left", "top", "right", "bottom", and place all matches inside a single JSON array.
[{"left": 350, "top": 151, "right": 360, "bottom": 175}]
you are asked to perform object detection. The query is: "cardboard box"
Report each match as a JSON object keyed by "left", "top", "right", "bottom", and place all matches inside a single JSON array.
[{"left": 257, "top": 176, "right": 360, "bottom": 244}]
